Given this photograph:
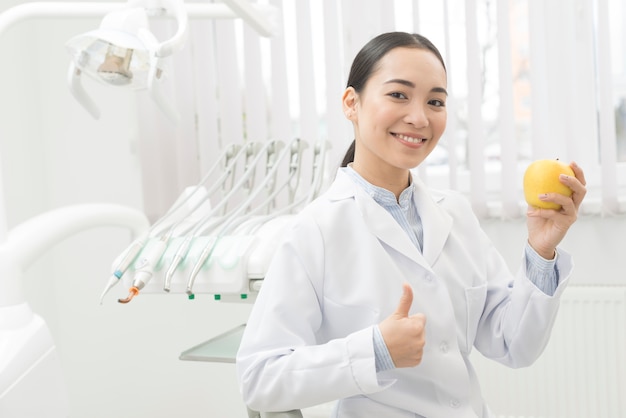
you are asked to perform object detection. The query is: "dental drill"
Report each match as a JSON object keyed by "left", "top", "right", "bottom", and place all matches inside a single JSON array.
[{"left": 118, "top": 235, "right": 168, "bottom": 303}]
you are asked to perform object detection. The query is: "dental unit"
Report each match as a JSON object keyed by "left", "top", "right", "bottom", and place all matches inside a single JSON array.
[
  {"left": 99, "top": 144, "right": 241, "bottom": 302},
  {"left": 105, "top": 137, "right": 329, "bottom": 303}
]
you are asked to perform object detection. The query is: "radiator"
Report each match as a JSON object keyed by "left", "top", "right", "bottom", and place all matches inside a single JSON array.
[{"left": 471, "top": 286, "right": 626, "bottom": 418}]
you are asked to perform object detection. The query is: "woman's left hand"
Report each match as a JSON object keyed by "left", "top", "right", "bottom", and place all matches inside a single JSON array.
[{"left": 526, "top": 161, "right": 587, "bottom": 259}]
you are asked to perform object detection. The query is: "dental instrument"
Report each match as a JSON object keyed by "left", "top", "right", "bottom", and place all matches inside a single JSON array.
[
  {"left": 99, "top": 237, "right": 145, "bottom": 304},
  {"left": 101, "top": 143, "right": 244, "bottom": 301},
  {"left": 114, "top": 140, "right": 268, "bottom": 302},
  {"left": 108, "top": 138, "right": 328, "bottom": 299},
  {"left": 104, "top": 137, "right": 326, "bottom": 300},
  {"left": 157, "top": 140, "right": 283, "bottom": 293},
  {"left": 184, "top": 138, "right": 303, "bottom": 297},
  {"left": 203, "top": 139, "right": 329, "bottom": 299},
  {"left": 234, "top": 139, "right": 330, "bottom": 237},
  {"left": 163, "top": 142, "right": 279, "bottom": 295},
  {"left": 161, "top": 143, "right": 252, "bottom": 291},
  {"left": 118, "top": 235, "right": 168, "bottom": 303}
]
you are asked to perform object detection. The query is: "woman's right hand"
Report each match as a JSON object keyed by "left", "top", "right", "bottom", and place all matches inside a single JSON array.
[{"left": 378, "top": 282, "right": 427, "bottom": 368}]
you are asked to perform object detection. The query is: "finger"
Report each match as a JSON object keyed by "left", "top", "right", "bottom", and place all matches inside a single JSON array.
[
  {"left": 558, "top": 174, "right": 587, "bottom": 208},
  {"left": 395, "top": 282, "right": 414, "bottom": 318},
  {"left": 411, "top": 313, "right": 427, "bottom": 331},
  {"left": 538, "top": 192, "right": 572, "bottom": 209},
  {"left": 569, "top": 161, "right": 587, "bottom": 186}
]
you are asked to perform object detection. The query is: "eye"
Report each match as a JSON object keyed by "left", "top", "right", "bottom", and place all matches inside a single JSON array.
[
  {"left": 429, "top": 99, "right": 446, "bottom": 107},
  {"left": 389, "top": 92, "right": 408, "bottom": 100}
]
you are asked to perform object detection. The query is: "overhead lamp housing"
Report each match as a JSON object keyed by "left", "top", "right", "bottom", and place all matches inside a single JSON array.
[
  {"left": 66, "top": 7, "right": 153, "bottom": 89},
  {"left": 65, "top": 0, "right": 187, "bottom": 123}
]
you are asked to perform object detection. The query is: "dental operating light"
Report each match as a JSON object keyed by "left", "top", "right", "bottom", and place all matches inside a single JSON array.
[
  {"left": 64, "top": 0, "right": 277, "bottom": 124},
  {"left": 62, "top": 0, "right": 277, "bottom": 123},
  {"left": 66, "top": 8, "right": 151, "bottom": 86},
  {"left": 65, "top": 0, "right": 188, "bottom": 123}
]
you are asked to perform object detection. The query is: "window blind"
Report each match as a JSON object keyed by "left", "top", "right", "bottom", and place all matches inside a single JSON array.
[{"left": 137, "top": 0, "right": 626, "bottom": 219}]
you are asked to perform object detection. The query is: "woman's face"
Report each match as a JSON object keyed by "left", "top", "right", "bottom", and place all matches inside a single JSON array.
[{"left": 343, "top": 47, "right": 447, "bottom": 185}]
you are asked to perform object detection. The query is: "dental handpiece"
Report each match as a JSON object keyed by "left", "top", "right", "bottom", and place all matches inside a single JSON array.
[
  {"left": 185, "top": 237, "right": 218, "bottom": 298},
  {"left": 99, "top": 238, "right": 146, "bottom": 304},
  {"left": 118, "top": 236, "right": 168, "bottom": 304},
  {"left": 163, "top": 235, "right": 194, "bottom": 292}
]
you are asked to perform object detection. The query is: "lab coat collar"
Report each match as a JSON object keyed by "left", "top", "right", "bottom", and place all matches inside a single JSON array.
[
  {"left": 327, "top": 169, "right": 453, "bottom": 267},
  {"left": 412, "top": 175, "right": 453, "bottom": 266}
]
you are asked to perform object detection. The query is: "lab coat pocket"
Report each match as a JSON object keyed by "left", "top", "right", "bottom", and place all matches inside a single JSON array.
[{"left": 464, "top": 283, "right": 487, "bottom": 353}]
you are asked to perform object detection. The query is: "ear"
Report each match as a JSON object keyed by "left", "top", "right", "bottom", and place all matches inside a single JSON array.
[{"left": 342, "top": 87, "right": 358, "bottom": 121}]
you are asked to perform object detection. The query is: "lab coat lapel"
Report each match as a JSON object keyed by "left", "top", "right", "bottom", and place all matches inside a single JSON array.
[
  {"left": 412, "top": 176, "right": 453, "bottom": 266},
  {"left": 328, "top": 169, "right": 452, "bottom": 267},
  {"left": 354, "top": 190, "right": 425, "bottom": 264},
  {"left": 328, "top": 170, "right": 423, "bottom": 263}
]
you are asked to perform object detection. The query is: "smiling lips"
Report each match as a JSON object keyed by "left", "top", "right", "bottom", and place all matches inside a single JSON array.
[{"left": 393, "top": 133, "right": 427, "bottom": 144}]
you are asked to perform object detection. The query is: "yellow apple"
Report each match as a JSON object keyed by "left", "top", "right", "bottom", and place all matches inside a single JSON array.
[{"left": 523, "top": 159, "right": 575, "bottom": 210}]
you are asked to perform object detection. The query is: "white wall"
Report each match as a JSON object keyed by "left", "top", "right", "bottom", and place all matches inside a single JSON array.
[
  {"left": 482, "top": 216, "right": 626, "bottom": 286},
  {"left": 1, "top": 2, "right": 624, "bottom": 418}
]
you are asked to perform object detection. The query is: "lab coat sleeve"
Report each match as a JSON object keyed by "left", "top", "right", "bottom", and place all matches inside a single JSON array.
[
  {"left": 474, "top": 227, "right": 573, "bottom": 368},
  {"left": 236, "top": 215, "right": 391, "bottom": 412}
]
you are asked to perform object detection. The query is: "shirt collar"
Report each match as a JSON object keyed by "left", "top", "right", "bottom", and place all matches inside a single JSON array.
[{"left": 341, "top": 165, "right": 414, "bottom": 209}]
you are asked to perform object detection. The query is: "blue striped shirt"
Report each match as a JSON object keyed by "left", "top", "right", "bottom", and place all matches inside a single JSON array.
[{"left": 341, "top": 166, "right": 559, "bottom": 372}]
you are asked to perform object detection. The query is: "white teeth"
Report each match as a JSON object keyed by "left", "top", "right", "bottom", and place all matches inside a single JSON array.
[{"left": 395, "top": 133, "right": 425, "bottom": 143}]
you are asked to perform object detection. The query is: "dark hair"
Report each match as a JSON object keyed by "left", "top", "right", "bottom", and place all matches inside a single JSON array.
[{"left": 340, "top": 32, "right": 446, "bottom": 167}]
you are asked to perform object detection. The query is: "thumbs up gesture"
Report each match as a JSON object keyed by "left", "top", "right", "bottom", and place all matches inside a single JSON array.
[{"left": 378, "top": 282, "right": 427, "bottom": 368}]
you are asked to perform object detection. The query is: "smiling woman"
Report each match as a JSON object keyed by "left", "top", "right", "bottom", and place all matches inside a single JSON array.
[
  {"left": 236, "top": 31, "right": 587, "bottom": 418},
  {"left": 1, "top": 1, "right": 624, "bottom": 418}
]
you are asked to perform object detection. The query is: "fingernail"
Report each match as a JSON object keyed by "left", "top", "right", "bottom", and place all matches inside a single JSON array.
[
  {"left": 539, "top": 194, "right": 549, "bottom": 200},
  {"left": 559, "top": 174, "right": 570, "bottom": 181}
]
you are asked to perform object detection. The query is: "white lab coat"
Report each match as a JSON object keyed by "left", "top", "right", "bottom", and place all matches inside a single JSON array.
[{"left": 236, "top": 169, "right": 573, "bottom": 418}]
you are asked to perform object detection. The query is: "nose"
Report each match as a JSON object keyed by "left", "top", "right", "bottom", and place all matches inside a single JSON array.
[{"left": 405, "top": 103, "right": 429, "bottom": 128}]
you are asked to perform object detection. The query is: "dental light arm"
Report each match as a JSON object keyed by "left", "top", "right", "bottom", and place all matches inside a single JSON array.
[
  {"left": 0, "top": 2, "right": 277, "bottom": 41},
  {"left": 130, "top": 0, "right": 188, "bottom": 58},
  {"left": 221, "top": 0, "right": 275, "bottom": 38}
]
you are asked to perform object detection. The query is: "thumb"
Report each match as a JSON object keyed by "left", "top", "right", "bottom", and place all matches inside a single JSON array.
[{"left": 394, "top": 282, "right": 414, "bottom": 317}]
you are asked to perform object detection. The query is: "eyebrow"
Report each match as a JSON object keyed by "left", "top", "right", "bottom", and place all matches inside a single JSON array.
[{"left": 384, "top": 78, "right": 448, "bottom": 96}]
